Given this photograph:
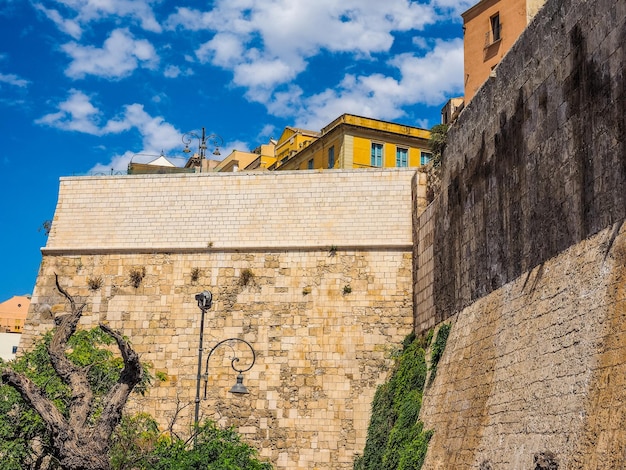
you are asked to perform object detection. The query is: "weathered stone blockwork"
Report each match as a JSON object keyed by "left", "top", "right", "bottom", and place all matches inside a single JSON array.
[
  {"left": 416, "top": 0, "right": 626, "bottom": 467},
  {"left": 421, "top": 224, "right": 626, "bottom": 469},
  {"left": 24, "top": 169, "right": 419, "bottom": 469},
  {"left": 430, "top": 0, "right": 626, "bottom": 318}
]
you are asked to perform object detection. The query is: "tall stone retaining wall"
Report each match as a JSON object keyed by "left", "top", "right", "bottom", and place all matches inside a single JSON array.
[
  {"left": 421, "top": 223, "right": 626, "bottom": 469},
  {"left": 24, "top": 169, "right": 420, "bottom": 469},
  {"left": 417, "top": 0, "right": 626, "bottom": 466},
  {"left": 427, "top": 0, "right": 626, "bottom": 320}
]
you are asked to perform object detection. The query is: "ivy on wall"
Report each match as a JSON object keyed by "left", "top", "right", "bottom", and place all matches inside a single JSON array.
[
  {"left": 354, "top": 324, "right": 452, "bottom": 470},
  {"left": 428, "top": 323, "right": 451, "bottom": 386}
]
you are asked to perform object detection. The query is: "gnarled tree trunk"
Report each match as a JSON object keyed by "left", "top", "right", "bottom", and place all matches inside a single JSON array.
[{"left": 1, "top": 275, "right": 143, "bottom": 470}]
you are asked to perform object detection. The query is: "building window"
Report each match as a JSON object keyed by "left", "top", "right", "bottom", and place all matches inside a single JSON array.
[
  {"left": 12, "top": 346, "right": 18, "bottom": 354},
  {"left": 421, "top": 151, "right": 433, "bottom": 165},
  {"left": 328, "top": 146, "right": 335, "bottom": 168},
  {"left": 307, "top": 158, "right": 314, "bottom": 169},
  {"left": 371, "top": 143, "right": 383, "bottom": 167},
  {"left": 396, "top": 147, "right": 408, "bottom": 167},
  {"left": 491, "top": 13, "right": 501, "bottom": 42}
]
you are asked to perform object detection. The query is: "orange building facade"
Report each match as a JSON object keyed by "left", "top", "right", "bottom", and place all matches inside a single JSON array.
[
  {"left": 0, "top": 295, "right": 30, "bottom": 333},
  {"left": 462, "top": 0, "right": 546, "bottom": 102}
]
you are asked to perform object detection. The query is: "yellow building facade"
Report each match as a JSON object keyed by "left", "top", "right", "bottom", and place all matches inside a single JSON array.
[
  {"left": 276, "top": 114, "right": 431, "bottom": 171},
  {"left": 213, "top": 141, "right": 277, "bottom": 172},
  {"left": 271, "top": 127, "right": 320, "bottom": 170}
]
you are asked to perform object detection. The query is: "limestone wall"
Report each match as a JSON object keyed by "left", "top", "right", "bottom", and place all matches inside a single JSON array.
[
  {"left": 46, "top": 169, "right": 416, "bottom": 252},
  {"left": 24, "top": 168, "right": 418, "bottom": 470},
  {"left": 416, "top": 0, "right": 626, "bottom": 466},
  {"left": 429, "top": 0, "right": 626, "bottom": 319},
  {"left": 421, "top": 223, "right": 626, "bottom": 469}
]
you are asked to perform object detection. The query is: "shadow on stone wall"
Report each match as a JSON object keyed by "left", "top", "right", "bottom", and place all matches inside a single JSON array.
[{"left": 432, "top": 0, "right": 626, "bottom": 320}]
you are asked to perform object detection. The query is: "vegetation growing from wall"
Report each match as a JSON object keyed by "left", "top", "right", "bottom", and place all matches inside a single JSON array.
[
  {"left": 354, "top": 332, "right": 437, "bottom": 470},
  {"left": 428, "top": 323, "right": 451, "bottom": 386},
  {"left": 129, "top": 266, "right": 147, "bottom": 288},
  {"left": 426, "top": 124, "right": 448, "bottom": 203},
  {"left": 239, "top": 268, "right": 255, "bottom": 286},
  {"left": 110, "top": 416, "right": 272, "bottom": 470}
]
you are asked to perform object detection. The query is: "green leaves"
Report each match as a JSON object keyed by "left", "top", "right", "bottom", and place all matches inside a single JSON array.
[
  {"left": 110, "top": 419, "right": 272, "bottom": 470},
  {"left": 0, "top": 326, "right": 152, "bottom": 467},
  {"left": 2, "top": 326, "right": 270, "bottom": 469},
  {"left": 356, "top": 334, "right": 432, "bottom": 470},
  {"left": 428, "top": 124, "right": 449, "bottom": 168},
  {"left": 428, "top": 323, "right": 451, "bottom": 386}
]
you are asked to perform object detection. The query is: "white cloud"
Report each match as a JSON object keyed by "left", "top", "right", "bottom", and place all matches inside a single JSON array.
[
  {"left": 290, "top": 38, "right": 464, "bottom": 130},
  {"left": 35, "top": 90, "right": 182, "bottom": 156},
  {"left": 62, "top": 28, "right": 159, "bottom": 79},
  {"left": 431, "top": 0, "right": 475, "bottom": 17},
  {"left": 196, "top": 33, "right": 244, "bottom": 68},
  {"left": 165, "top": 0, "right": 464, "bottom": 126},
  {"left": 35, "top": 0, "right": 161, "bottom": 34},
  {"left": 0, "top": 72, "right": 29, "bottom": 88},
  {"left": 35, "top": 89, "right": 102, "bottom": 134},
  {"left": 168, "top": 0, "right": 442, "bottom": 101},
  {"left": 389, "top": 38, "right": 464, "bottom": 105},
  {"left": 102, "top": 104, "right": 181, "bottom": 152},
  {"left": 163, "top": 65, "right": 193, "bottom": 78},
  {"left": 89, "top": 150, "right": 135, "bottom": 174},
  {"left": 33, "top": 4, "right": 82, "bottom": 38}
]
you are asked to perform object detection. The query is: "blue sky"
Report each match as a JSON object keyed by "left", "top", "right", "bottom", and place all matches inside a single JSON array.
[{"left": 0, "top": 0, "right": 469, "bottom": 301}]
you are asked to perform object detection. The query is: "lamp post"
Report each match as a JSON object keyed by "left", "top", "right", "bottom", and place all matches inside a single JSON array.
[
  {"left": 192, "top": 292, "right": 257, "bottom": 435},
  {"left": 202, "top": 338, "right": 256, "bottom": 399},
  {"left": 194, "top": 291, "right": 213, "bottom": 431},
  {"left": 182, "top": 128, "right": 223, "bottom": 171}
]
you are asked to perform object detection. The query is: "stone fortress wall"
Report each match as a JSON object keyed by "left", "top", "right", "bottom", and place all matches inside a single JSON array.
[
  {"left": 20, "top": 0, "right": 626, "bottom": 465},
  {"left": 416, "top": 0, "right": 626, "bottom": 466},
  {"left": 23, "top": 169, "right": 428, "bottom": 469}
]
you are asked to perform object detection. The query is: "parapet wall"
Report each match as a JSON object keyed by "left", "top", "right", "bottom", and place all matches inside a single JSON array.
[
  {"left": 25, "top": 168, "right": 421, "bottom": 470},
  {"left": 46, "top": 169, "right": 416, "bottom": 252},
  {"left": 428, "top": 0, "right": 626, "bottom": 319}
]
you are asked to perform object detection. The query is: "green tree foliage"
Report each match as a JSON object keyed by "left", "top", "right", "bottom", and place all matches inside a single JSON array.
[
  {"left": 355, "top": 335, "right": 432, "bottom": 470},
  {"left": 0, "top": 327, "right": 152, "bottom": 469},
  {"left": 109, "top": 416, "right": 272, "bottom": 470},
  {"left": 1, "top": 330, "right": 272, "bottom": 470},
  {"left": 426, "top": 124, "right": 449, "bottom": 202},
  {"left": 428, "top": 124, "right": 448, "bottom": 168}
]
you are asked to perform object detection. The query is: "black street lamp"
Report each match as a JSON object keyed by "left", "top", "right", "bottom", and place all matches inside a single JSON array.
[
  {"left": 182, "top": 127, "right": 223, "bottom": 166},
  {"left": 194, "top": 291, "right": 213, "bottom": 430},
  {"left": 203, "top": 338, "right": 256, "bottom": 399},
  {"left": 193, "top": 292, "right": 256, "bottom": 434}
]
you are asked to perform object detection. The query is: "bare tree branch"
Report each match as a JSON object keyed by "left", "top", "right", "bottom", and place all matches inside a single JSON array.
[
  {"left": 1, "top": 369, "right": 67, "bottom": 432},
  {"left": 95, "top": 324, "right": 143, "bottom": 441},
  {"left": 48, "top": 275, "right": 94, "bottom": 429},
  {"left": 0, "top": 278, "right": 144, "bottom": 470}
]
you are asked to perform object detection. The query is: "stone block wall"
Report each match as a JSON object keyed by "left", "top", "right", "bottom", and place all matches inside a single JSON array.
[
  {"left": 416, "top": 0, "right": 626, "bottom": 466},
  {"left": 46, "top": 169, "right": 416, "bottom": 252},
  {"left": 24, "top": 168, "right": 418, "bottom": 470},
  {"left": 420, "top": 222, "right": 626, "bottom": 469},
  {"left": 413, "top": 202, "right": 435, "bottom": 333},
  {"left": 428, "top": 0, "right": 626, "bottom": 319}
]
